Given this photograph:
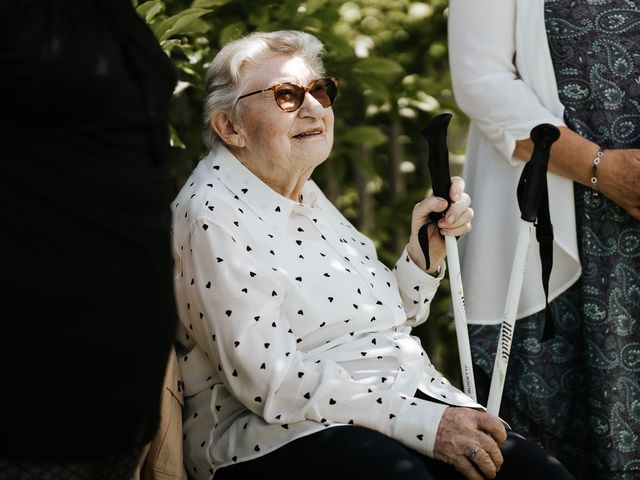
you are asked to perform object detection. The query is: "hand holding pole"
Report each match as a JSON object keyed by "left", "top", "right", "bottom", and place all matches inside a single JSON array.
[{"left": 421, "top": 113, "right": 477, "bottom": 402}]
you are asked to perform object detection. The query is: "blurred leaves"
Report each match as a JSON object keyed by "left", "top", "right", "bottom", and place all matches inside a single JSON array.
[
  {"left": 353, "top": 58, "right": 404, "bottom": 76},
  {"left": 342, "top": 126, "right": 388, "bottom": 147},
  {"left": 152, "top": 8, "right": 212, "bottom": 41}
]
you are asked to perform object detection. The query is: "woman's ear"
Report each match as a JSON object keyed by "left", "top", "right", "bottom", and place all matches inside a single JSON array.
[{"left": 210, "top": 112, "right": 246, "bottom": 148}]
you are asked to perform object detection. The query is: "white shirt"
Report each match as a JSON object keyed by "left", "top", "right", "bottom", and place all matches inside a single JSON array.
[
  {"left": 448, "top": 0, "right": 582, "bottom": 324},
  {"left": 171, "top": 145, "right": 481, "bottom": 478}
]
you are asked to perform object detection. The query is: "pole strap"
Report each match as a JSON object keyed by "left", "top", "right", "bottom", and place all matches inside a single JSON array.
[
  {"left": 534, "top": 179, "right": 555, "bottom": 341},
  {"left": 418, "top": 223, "right": 431, "bottom": 270}
]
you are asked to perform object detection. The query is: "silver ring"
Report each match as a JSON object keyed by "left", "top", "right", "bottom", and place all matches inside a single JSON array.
[{"left": 468, "top": 445, "right": 480, "bottom": 461}]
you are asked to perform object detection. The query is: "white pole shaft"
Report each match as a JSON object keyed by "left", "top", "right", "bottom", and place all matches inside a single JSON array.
[
  {"left": 445, "top": 235, "right": 477, "bottom": 402},
  {"left": 486, "top": 220, "right": 534, "bottom": 416}
]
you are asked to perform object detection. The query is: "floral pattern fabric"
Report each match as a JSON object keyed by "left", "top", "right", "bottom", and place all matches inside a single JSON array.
[{"left": 470, "top": 1, "right": 640, "bottom": 478}]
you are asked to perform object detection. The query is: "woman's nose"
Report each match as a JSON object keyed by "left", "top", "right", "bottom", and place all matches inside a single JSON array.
[{"left": 298, "top": 92, "right": 325, "bottom": 118}]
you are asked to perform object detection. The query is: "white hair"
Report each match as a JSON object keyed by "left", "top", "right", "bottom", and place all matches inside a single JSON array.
[{"left": 202, "top": 30, "right": 327, "bottom": 150}]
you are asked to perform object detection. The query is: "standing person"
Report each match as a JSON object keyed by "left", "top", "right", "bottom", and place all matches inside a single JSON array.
[
  {"left": 0, "top": 1, "right": 179, "bottom": 478},
  {"left": 172, "top": 29, "right": 575, "bottom": 480},
  {"left": 448, "top": 0, "right": 640, "bottom": 478}
]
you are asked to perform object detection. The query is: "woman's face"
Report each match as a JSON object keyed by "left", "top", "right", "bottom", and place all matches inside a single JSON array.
[{"left": 232, "top": 55, "right": 335, "bottom": 185}]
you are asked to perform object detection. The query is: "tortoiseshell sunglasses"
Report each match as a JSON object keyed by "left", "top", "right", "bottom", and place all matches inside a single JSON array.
[{"left": 237, "top": 77, "right": 339, "bottom": 112}]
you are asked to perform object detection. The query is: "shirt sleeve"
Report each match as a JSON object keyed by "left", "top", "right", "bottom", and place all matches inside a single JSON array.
[
  {"left": 447, "top": 0, "right": 564, "bottom": 162},
  {"left": 393, "top": 246, "right": 445, "bottom": 327},
  {"left": 177, "top": 215, "right": 449, "bottom": 458}
]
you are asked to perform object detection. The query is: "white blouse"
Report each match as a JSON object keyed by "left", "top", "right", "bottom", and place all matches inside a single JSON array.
[
  {"left": 171, "top": 145, "right": 481, "bottom": 478},
  {"left": 448, "top": 0, "right": 582, "bottom": 324}
]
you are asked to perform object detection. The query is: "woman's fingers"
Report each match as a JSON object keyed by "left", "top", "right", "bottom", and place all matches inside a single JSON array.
[
  {"left": 477, "top": 412, "right": 508, "bottom": 445},
  {"left": 453, "top": 439, "right": 502, "bottom": 480},
  {"left": 451, "top": 444, "right": 501, "bottom": 480},
  {"left": 438, "top": 190, "right": 471, "bottom": 221},
  {"left": 438, "top": 206, "right": 474, "bottom": 236},
  {"left": 449, "top": 175, "right": 466, "bottom": 202},
  {"left": 454, "top": 456, "right": 486, "bottom": 480},
  {"left": 479, "top": 432, "right": 504, "bottom": 476},
  {"left": 469, "top": 445, "right": 500, "bottom": 479},
  {"left": 412, "top": 177, "right": 472, "bottom": 233},
  {"left": 434, "top": 408, "right": 506, "bottom": 480},
  {"left": 411, "top": 196, "right": 448, "bottom": 230},
  {"left": 407, "top": 177, "right": 473, "bottom": 271},
  {"left": 436, "top": 184, "right": 473, "bottom": 236}
]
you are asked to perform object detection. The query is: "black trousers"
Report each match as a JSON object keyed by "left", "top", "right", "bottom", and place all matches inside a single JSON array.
[{"left": 216, "top": 425, "right": 575, "bottom": 480}]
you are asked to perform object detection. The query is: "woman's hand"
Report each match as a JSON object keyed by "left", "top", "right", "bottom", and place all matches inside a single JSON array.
[
  {"left": 598, "top": 148, "right": 640, "bottom": 220},
  {"left": 518, "top": 130, "right": 640, "bottom": 221},
  {"left": 433, "top": 407, "right": 507, "bottom": 480},
  {"left": 407, "top": 176, "right": 473, "bottom": 274}
]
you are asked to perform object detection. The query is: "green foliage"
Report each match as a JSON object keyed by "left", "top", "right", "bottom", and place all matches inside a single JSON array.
[{"left": 137, "top": 0, "right": 467, "bottom": 386}]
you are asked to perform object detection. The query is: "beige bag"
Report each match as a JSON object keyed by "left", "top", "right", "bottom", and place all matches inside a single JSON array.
[{"left": 133, "top": 347, "right": 188, "bottom": 480}]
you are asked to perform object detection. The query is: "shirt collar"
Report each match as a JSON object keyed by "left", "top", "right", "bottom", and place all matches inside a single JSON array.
[{"left": 206, "top": 144, "right": 316, "bottom": 232}]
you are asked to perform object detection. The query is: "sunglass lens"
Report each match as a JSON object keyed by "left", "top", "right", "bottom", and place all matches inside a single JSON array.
[
  {"left": 274, "top": 84, "right": 304, "bottom": 112},
  {"left": 273, "top": 78, "right": 338, "bottom": 112},
  {"left": 310, "top": 78, "right": 337, "bottom": 107}
]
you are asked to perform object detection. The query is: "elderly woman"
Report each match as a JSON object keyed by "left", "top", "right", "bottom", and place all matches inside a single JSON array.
[{"left": 171, "top": 30, "right": 574, "bottom": 480}]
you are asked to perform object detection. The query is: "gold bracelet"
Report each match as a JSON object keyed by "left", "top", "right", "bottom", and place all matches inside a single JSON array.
[{"left": 590, "top": 148, "right": 604, "bottom": 198}]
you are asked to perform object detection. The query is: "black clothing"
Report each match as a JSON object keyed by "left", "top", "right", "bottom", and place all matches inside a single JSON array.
[
  {"left": 0, "top": 448, "right": 142, "bottom": 480},
  {"left": 0, "top": 0, "right": 178, "bottom": 460},
  {"left": 215, "top": 426, "right": 575, "bottom": 480}
]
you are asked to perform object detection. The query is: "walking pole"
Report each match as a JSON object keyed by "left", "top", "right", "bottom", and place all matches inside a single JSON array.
[
  {"left": 421, "top": 113, "right": 476, "bottom": 401},
  {"left": 486, "top": 123, "right": 560, "bottom": 416}
]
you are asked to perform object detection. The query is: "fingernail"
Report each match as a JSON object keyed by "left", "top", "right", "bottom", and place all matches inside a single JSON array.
[{"left": 447, "top": 214, "right": 454, "bottom": 223}]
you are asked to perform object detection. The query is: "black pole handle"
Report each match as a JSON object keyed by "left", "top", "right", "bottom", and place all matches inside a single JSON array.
[
  {"left": 417, "top": 113, "right": 455, "bottom": 269},
  {"left": 516, "top": 123, "right": 560, "bottom": 342},
  {"left": 421, "top": 112, "right": 453, "bottom": 223},
  {"left": 517, "top": 124, "right": 560, "bottom": 222}
]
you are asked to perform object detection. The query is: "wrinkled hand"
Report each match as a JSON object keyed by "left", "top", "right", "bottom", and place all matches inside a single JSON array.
[
  {"left": 599, "top": 148, "right": 640, "bottom": 221},
  {"left": 433, "top": 407, "right": 507, "bottom": 480},
  {"left": 407, "top": 176, "right": 473, "bottom": 274}
]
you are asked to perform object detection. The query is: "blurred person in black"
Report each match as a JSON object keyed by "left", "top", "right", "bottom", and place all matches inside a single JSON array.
[{"left": 0, "top": 1, "right": 178, "bottom": 478}]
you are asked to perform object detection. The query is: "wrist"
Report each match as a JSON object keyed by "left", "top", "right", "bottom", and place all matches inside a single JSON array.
[{"left": 589, "top": 147, "right": 605, "bottom": 197}]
